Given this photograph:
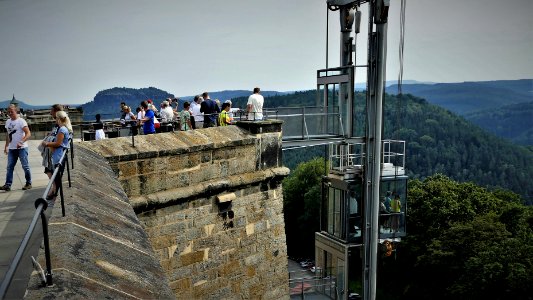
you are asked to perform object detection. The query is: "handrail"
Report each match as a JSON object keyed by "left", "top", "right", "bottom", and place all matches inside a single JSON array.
[{"left": 0, "top": 141, "right": 72, "bottom": 299}]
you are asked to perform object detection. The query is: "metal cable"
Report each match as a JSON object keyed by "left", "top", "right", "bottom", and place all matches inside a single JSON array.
[{"left": 397, "top": 0, "right": 407, "bottom": 95}]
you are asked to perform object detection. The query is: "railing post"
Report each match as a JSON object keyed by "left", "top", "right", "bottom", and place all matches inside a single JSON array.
[
  {"left": 40, "top": 206, "right": 53, "bottom": 286},
  {"left": 70, "top": 138, "right": 74, "bottom": 169},
  {"left": 65, "top": 151, "right": 71, "bottom": 188},
  {"left": 301, "top": 107, "right": 306, "bottom": 140},
  {"left": 131, "top": 125, "right": 135, "bottom": 147},
  {"left": 57, "top": 165, "right": 66, "bottom": 217}
]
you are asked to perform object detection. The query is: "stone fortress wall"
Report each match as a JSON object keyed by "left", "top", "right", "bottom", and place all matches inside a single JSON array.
[{"left": 26, "top": 121, "right": 290, "bottom": 299}]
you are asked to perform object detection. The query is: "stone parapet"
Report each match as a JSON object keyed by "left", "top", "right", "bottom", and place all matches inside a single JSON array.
[
  {"left": 26, "top": 123, "right": 290, "bottom": 299},
  {"left": 25, "top": 145, "right": 174, "bottom": 299}
]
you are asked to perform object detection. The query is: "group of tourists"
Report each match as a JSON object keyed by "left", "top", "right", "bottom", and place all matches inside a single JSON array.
[
  {"left": 380, "top": 191, "right": 402, "bottom": 232},
  {"left": 112, "top": 87, "right": 265, "bottom": 136},
  {"left": 1, "top": 104, "right": 71, "bottom": 202}
]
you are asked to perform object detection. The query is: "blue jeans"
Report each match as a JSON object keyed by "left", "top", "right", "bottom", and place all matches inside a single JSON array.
[{"left": 5, "top": 148, "right": 31, "bottom": 187}]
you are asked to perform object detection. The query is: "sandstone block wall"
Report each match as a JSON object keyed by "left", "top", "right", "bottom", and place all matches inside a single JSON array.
[
  {"left": 25, "top": 144, "right": 175, "bottom": 299},
  {"left": 81, "top": 122, "right": 290, "bottom": 299}
]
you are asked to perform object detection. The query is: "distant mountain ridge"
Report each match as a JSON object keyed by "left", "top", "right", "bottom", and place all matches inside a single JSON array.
[
  {"left": 386, "top": 79, "right": 533, "bottom": 115},
  {"left": 386, "top": 79, "right": 533, "bottom": 145},
  {"left": 178, "top": 90, "right": 288, "bottom": 101},
  {"left": 0, "top": 100, "right": 50, "bottom": 110},
  {"left": 80, "top": 87, "right": 289, "bottom": 120},
  {"left": 13, "top": 79, "right": 531, "bottom": 145},
  {"left": 81, "top": 87, "right": 175, "bottom": 120}
]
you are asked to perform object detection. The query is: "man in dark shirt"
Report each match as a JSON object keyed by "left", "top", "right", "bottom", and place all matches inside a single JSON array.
[{"left": 200, "top": 92, "right": 220, "bottom": 128}]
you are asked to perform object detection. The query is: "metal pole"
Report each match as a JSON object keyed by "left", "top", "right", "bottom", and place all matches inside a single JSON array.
[
  {"left": 302, "top": 107, "right": 306, "bottom": 140},
  {"left": 70, "top": 138, "right": 74, "bottom": 169},
  {"left": 326, "top": 5, "right": 329, "bottom": 70},
  {"left": 363, "top": 1, "right": 388, "bottom": 298},
  {"left": 40, "top": 207, "right": 53, "bottom": 286},
  {"left": 58, "top": 165, "right": 66, "bottom": 217},
  {"left": 65, "top": 152, "right": 71, "bottom": 188},
  {"left": 131, "top": 125, "right": 135, "bottom": 147}
]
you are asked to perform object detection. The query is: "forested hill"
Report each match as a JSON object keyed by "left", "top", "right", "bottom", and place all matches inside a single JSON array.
[
  {"left": 230, "top": 90, "right": 317, "bottom": 109},
  {"left": 388, "top": 93, "right": 532, "bottom": 204},
  {"left": 81, "top": 87, "right": 175, "bottom": 120},
  {"left": 465, "top": 101, "right": 533, "bottom": 145},
  {"left": 270, "top": 90, "right": 532, "bottom": 204},
  {"left": 384, "top": 79, "right": 533, "bottom": 145},
  {"left": 80, "top": 87, "right": 288, "bottom": 121}
]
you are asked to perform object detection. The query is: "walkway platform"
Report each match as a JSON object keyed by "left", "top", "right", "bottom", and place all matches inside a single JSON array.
[{"left": 0, "top": 140, "right": 55, "bottom": 299}]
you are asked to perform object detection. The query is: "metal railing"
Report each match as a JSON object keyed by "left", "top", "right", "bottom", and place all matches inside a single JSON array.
[
  {"left": 0, "top": 142, "right": 73, "bottom": 299},
  {"left": 264, "top": 106, "right": 344, "bottom": 140},
  {"left": 289, "top": 268, "right": 338, "bottom": 300},
  {"left": 80, "top": 106, "right": 346, "bottom": 144},
  {"left": 328, "top": 139, "right": 406, "bottom": 174}
]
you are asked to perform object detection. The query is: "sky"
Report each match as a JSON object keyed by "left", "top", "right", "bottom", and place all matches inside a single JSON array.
[{"left": 1, "top": 0, "right": 531, "bottom": 105}]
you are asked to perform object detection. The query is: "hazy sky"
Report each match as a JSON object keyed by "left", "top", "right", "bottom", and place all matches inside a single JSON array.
[{"left": 1, "top": 0, "right": 531, "bottom": 105}]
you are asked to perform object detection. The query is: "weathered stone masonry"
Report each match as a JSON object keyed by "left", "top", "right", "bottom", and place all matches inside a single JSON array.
[{"left": 28, "top": 121, "right": 290, "bottom": 299}]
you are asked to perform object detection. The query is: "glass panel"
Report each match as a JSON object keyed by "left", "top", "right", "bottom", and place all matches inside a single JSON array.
[
  {"left": 348, "top": 187, "right": 363, "bottom": 241},
  {"left": 334, "top": 189, "right": 341, "bottom": 237},
  {"left": 379, "top": 178, "right": 407, "bottom": 236},
  {"left": 327, "top": 84, "right": 339, "bottom": 135},
  {"left": 337, "top": 258, "right": 345, "bottom": 299}
]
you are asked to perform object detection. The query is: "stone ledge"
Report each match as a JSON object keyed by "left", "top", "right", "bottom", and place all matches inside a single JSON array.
[
  {"left": 129, "top": 166, "right": 290, "bottom": 211},
  {"left": 236, "top": 120, "right": 283, "bottom": 134},
  {"left": 77, "top": 126, "right": 257, "bottom": 162}
]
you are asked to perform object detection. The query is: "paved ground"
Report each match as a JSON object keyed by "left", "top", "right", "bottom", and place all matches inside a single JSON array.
[
  {"left": 288, "top": 259, "right": 335, "bottom": 300},
  {"left": 0, "top": 140, "right": 55, "bottom": 299}
]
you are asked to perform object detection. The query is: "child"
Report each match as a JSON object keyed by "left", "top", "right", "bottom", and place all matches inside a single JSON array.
[{"left": 218, "top": 102, "right": 232, "bottom": 126}]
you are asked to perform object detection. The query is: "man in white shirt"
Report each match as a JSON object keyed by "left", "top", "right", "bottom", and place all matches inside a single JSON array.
[
  {"left": 1, "top": 105, "right": 32, "bottom": 191},
  {"left": 191, "top": 95, "right": 204, "bottom": 129},
  {"left": 160, "top": 101, "right": 174, "bottom": 123},
  {"left": 247, "top": 87, "right": 264, "bottom": 121}
]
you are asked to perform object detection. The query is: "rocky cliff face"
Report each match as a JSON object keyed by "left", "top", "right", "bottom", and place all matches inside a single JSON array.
[{"left": 81, "top": 87, "right": 174, "bottom": 120}]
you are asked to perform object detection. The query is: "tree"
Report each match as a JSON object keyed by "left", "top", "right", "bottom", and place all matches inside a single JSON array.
[
  {"left": 399, "top": 175, "right": 533, "bottom": 300},
  {"left": 282, "top": 157, "right": 325, "bottom": 258}
]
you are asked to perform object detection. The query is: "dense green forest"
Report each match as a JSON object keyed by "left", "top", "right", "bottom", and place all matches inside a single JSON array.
[
  {"left": 385, "top": 79, "right": 533, "bottom": 146},
  {"left": 283, "top": 159, "right": 533, "bottom": 299},
  {"left": 466, "top": 101, "right": 533, "bottom": 145},
  {"left": 270, "top": 89, "right": 532, "bottom": 204},
  {"left": 386, "top": 93, "right": 532, "bottom": 204}
]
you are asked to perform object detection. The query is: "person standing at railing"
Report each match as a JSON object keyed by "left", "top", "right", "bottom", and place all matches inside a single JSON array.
[
  {"left": 180, "top": 102, "right": 193, "bottom": 131},
  {"left": 390, "top": 192, "right": 402, "bottom": 232},
  {"left": 123, "top": 106, "right": 138, "bottom": 135},
  {"left": 1, "top": 105, "right": 32, "bottom": 191},
  {"left": 140, "top": 101, "right": 156, "bottom": 135},
  {"left": 94, "top": 114, "right": 105, "bottom": 140},
  {"left": 38, "top": 104, "right": 63, "bottom": 182},
  {"left": 41, "top": 111, "right": 71, "bottom": 200},
  {"left": 191, "top": 95, "right": 203, "bottom": 129},
  {"left": 136, "top": 106, "right": 145, "bottom": 131},
  {"left": 247, "top": 87, "right": 264, "bottom": 121},
  {"left": 218, "top": 102, "right": 232, "bottom": 126},
  {"left": 200, "top": 92, "right": 220, "bottom": 128}
]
